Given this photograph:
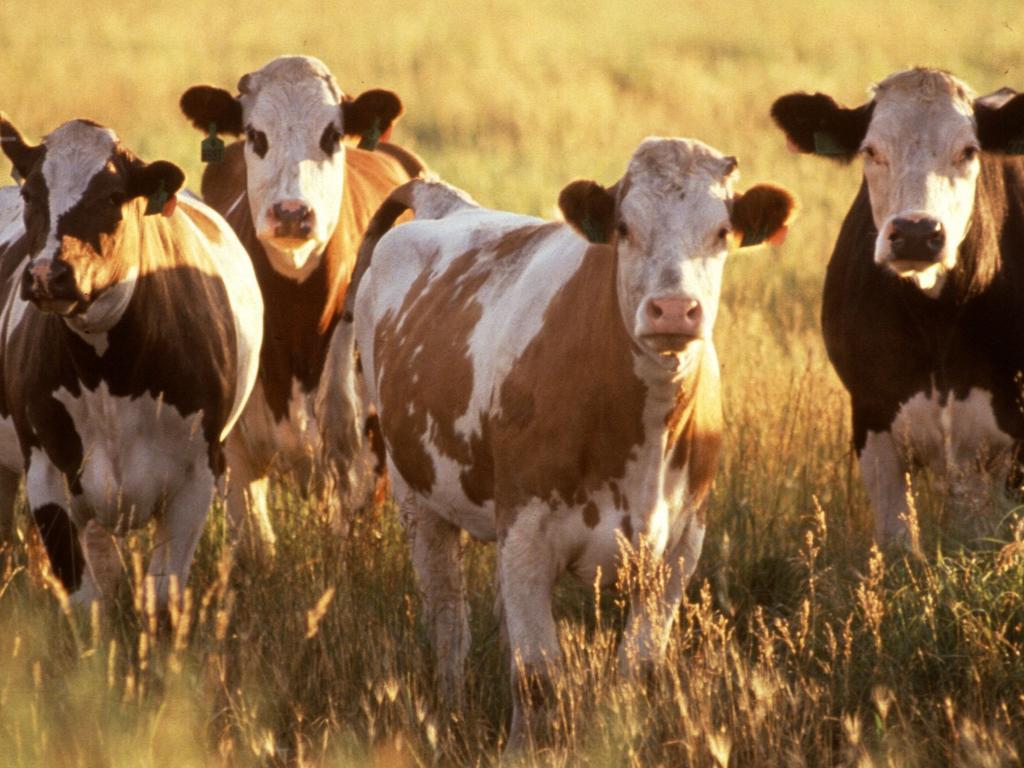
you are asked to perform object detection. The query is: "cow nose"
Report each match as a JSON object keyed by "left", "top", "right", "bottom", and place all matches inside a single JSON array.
[
  {"left": 646, "top": 296, "right": 703, "bottom": 337},
  {"left": 888, "top": 217, "right": 945, "bottom": 262},
  {"left": 21, "top": 258, "right": 76, "bottom": 301},
  {"left": 270, "top": 200, "right": 315, "bottom": 239}
]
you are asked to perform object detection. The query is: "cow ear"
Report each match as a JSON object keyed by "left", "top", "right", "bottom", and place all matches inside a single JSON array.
[
  {"left": 770, "top": 92, "right": 874, "bottom": 161},
  {"left": 975, "top": 91, "right": 1024, "bottom": 154},
  {"left": 126, "top": 159, "right": 186, "bottom": 200},
  {"left": 0, "top": 113, "right": 44, "bottom": 179},
  {"left": 342, "top": 89, "right": 404, "bottom": 149},
  {"left": 730, "top": 184, "right": 797, "bottom": 248},
  {"left": 559, "top": 180, "right": 616, "bottom": 244},
  {"left": 180, "top": 85, "right": 244, "bottom": 135}
]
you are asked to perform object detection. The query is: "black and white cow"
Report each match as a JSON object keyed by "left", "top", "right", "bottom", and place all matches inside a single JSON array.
[
  {"left": 0, "top": 114, "right": 262, "bottom": 604},
  {"left": 771, "top": 68, "right": 1024, "bottom": 544}
]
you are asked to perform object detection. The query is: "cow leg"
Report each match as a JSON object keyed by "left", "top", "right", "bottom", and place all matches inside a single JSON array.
[
  {"left": 0, "top": 466, "right": 21, "bottom": 540},
  {"left": 26, "top": 449, "right": 84, "bottom": 593},
  {"left": 499, "top": 509, "right": 560, "bottom": 753},
  {"left": 860, "top": 428, "right": 911, "bottom": 547},
  {"left": 225, "top": 433, "right": 276, "bottom": 559},
  {"left": 74, "top": 518, "right": 122, "bottom": 606},
  {"left": 147, "top": 463, "right": 215, "bottom": 609},
  {"left": 619, "top": 517, "right": 706, "bottom": 678},
  {"left": 406, "top": 497, "right": 470, "bottom": 707}
]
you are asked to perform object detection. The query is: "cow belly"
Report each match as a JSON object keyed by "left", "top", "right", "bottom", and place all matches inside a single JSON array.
[
  {"left": 886, "top": 387, "right": 1014, "bottom": 473},
  {"left": 52, "top": 384, "right": 211, "bottom": 529}
]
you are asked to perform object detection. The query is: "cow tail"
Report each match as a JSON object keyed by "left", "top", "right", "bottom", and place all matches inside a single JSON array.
[{"left": 342, "top": 180, "right": 421, "bottom": 323}]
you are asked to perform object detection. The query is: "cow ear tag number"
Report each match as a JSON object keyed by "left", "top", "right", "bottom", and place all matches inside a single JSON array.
[
  {"left": 741, "top": 227, "right": 769, "bottom": 247},
  {"left": 580, "top": 215, "right": 608, "bottom": 245},
  {"left": 11, "top": 166, "right": 22, "bottom": 185},
  {"left": 358, "top": 117, "right": 382, "bottom": 151},
  {"left": 201, "top": 122, "right": 225, "bottom": 163},
  {"left": 145, "top": 181, "right": 176, "bottom": 217},
  {"left": 813, "top": 131, "right": 846, "bottom": 157}
]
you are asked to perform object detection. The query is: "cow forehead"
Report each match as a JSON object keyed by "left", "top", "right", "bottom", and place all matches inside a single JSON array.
[
  {"left": 620, "top": 138, "right": 733, "bottom": 233},
  {"left": 241, "top": 56, "right": 342, "bottom": 131},
  {"left": 42, "top": 121, "right": 118, "bottom": 217},
  {"left": 868, "top": 69, "right": 976, "bottom": 143}
]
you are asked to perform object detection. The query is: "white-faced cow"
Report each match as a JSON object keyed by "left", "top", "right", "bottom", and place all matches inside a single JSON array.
[
  {"left": 772, "top": 68, "right": 1024, "bottom": 545},
  {"left": 0, "top": 115, "right": 263, "bottom": 605},
  {"left": 179, "top": 55, "right": 423, "bottom": 553},
  {"left": 348, "top": 139, "right": 795, "bottom": 746}
]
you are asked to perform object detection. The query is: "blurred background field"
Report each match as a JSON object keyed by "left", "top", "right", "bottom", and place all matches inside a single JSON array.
[{"left": 2, "top": 0, "right": 1024, "bottom": 765}]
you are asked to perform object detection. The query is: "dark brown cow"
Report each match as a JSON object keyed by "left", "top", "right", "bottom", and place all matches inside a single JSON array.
[
  {"left": 0, "top": 114, "right": 262, "bottom": 605},
  {"left": 350, "top": 138, "right": 795, "bottom": 747},
  {"left": 771, "top": 68, "right": 1024, "bottom": 544},
  {"left": 179, "top": 55, "right": 423, "bottom": 551}
]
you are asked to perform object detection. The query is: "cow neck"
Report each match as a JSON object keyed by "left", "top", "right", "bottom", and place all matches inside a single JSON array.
[
  {"left": 890, "top": 156, "right": 1011, "bottom": 390},
  {"left": 226, "top": 189, "right": 336, "bottom": 418}
]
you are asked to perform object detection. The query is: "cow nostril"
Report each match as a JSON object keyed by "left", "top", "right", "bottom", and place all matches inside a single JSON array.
[
  {"left": 649, "top": 302, "right": 664, "bottom": 319},
  {"left": 686, "top": 303, "right": 702, "bottom": 321}
]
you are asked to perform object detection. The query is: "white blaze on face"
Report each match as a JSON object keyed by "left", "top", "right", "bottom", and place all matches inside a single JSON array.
[
  {"left": 38, "top": 122, "right": 117, "bottom": 263},
  {"left": 861, "top": 70, "right": 982, "bottom": 296},
  {"left": 616, "top": 138, "right": 734, "bottom": 363},
  {"left": 239, "top": 56, "right": 347, "bottom": 280}
]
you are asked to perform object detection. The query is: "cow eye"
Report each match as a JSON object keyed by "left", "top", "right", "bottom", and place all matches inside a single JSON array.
[
  {"left": 717, "top": 226, "right": 730, "bottom": 241},
  {"left": 320, "top": 123, "right": 342, "bottom": 155},
  {"left": 245, "top": 126, "right": 269, "bottom": 158},
  {"left": 959, "top": 145, "right": 980, "bottom": 164},
  {"left": 616, "top": 221, "right": 629, "bottom": 238},
  {"left": 108, "top": 192, "right": 125, "bottom": 208}
]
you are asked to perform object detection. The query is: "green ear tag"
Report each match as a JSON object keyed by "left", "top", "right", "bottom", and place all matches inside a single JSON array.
[
  {"left": 11, "top": 166, "right": 22, "bottom": 184},
  {"left": 1008, "top": 136, "right": 1024, "bottom": 155},
  {"left": 740, "top": 226, "right": 768, "bottom": 247},
  {"left": 145, "top": 181, "right": 168, "bottom": 216},
  {"left": 580, "top": 215, "right": 608, "bottom": 244},
  {"left": 357, "top": 117, "right": 383, "bottom": 151},
  {"left": 813, "top": 131, "right": 845, "bottom": 156},
  {"left": 201, "top": 122, "right": 225, "bottom": 163}
]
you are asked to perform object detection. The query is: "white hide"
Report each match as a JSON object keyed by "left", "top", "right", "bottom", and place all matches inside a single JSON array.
[
  {"left": 861, "top": 386, "right": 1014, "bottom": 544},
  {"left": 861, "top": 70, "right": 982, "bottom": 296},
  {"left": 238, "top": 56, "right": 347, "bottom": 279}
]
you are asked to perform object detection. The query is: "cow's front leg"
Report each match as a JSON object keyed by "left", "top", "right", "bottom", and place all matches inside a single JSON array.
[
  {"left": 859, "top": 427, "right": 911, "bottom": 547},
  {"left": 26, "top": 448, "right": 84, "bottom": 594},
  {"left": 619, "top": 516, "right": 705, "bottom": 679},
  {"left": 147, "top": 460, "right": 215, "bottom": 610},
  {"left": 225, "top": 433, "right": 276, "bottom": 560},
  {"left": 405, "top": 496, "right": 470, "bottom": 708},
  {"left": 499, "top": 506, "right": 561, "bottom": 753}
]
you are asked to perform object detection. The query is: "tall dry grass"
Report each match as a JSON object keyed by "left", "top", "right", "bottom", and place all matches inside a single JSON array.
[{"left": 2, "top": 0, "right": 1024, "bottom": 765}]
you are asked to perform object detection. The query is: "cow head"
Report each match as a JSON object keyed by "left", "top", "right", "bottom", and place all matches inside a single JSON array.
[
  {"left": 180, "top": 55, "right": 403, "bottom": 280},
  {"left": 0, "top": 114, "right": 184, "bottom": 317},
  {"left": 559, "top": 138, "right": 794, "bottom": 368},
  {"left": 772, "top": 68, "right": 1024, "bottom": 297}
]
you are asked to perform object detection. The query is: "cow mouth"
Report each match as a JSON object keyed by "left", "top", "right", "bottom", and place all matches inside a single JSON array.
[
  {"left": 886, "top": 259, "right": 938, "bottom": 276},
  {"left": 641, "top": 333, "right": 699, "bottom": 355},
  {"left": 32, "top": 296, "right": 84, "bottom": 316}
]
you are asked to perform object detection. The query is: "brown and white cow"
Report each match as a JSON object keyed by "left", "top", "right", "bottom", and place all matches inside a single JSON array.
[
  {"left": 348, "top": 139, "right": 795, "bottom": 746},
  {"left": 0, "top": 115, "right": 263, "bottom": 605},
  {"left": 772, "top": 69, "right": 1024, "bottom": 545},
  {"left": 179, "top": 55, "right": 423, "bottom": 552}
]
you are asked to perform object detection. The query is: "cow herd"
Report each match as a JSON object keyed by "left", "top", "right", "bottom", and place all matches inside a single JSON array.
[{"left": 1, "top": 57, "right": 1023, "bottom": 746}]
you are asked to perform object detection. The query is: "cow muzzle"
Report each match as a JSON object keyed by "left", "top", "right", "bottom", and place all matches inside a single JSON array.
[
  {"left": 266, "top": 199, "right": 316, "bottom": 242},
  {"left": 21, "top": 258, "right": 84, "bottom": 315},
  {"left": 639, "top": 296, "right": 703, "bottom": 354},
  {"left": 878, "top": 214, "right": 947, "bottom": 273}
]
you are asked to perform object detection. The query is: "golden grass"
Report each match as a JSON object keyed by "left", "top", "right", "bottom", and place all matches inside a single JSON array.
[{"left": 2, "top": 0, "right": 1024, "bottom": 765}]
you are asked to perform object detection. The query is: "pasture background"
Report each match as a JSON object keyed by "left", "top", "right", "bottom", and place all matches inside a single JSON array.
[{"left": 2, "top": 0, "right": 1024, "bottom": 765}]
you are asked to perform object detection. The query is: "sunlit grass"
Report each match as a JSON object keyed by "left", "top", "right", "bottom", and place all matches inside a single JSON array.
[{"left": 2, "top": 0, "right": 1024, "bottom": 764}]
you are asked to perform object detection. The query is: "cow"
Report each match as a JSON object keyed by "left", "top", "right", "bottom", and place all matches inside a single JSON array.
[
  {"left": 347, "top": 138, "right": 795, "bottom": 747},
  {"left": 0, "top": 114, "right": 263, "bottom": 606},
  {"left": 771, "top": 68, "right": 1024, "bottom": 546},
  {"left": 179, "top": 55, "right": 423, "bottom": 554}
]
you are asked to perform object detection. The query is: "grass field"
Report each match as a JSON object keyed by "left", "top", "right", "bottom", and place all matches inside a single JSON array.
[{"left": 3, "top": 0, "right": 1024, "bottom": 765}]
